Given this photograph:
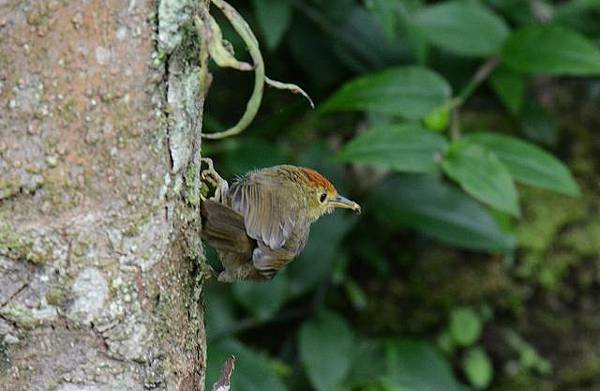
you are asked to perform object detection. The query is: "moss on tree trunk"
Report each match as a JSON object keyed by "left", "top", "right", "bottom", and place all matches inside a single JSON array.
[{"left": 0, "top": 0, "right": 208, "bottom": 389}]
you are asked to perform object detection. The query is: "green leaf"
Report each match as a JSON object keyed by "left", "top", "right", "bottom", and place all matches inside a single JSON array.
[
  {"left": 384, "top": 339, "right": 461, "bottom": 391},
  {"left": 488, "top": 0, "right": 535, "bottom": 25},
  {"left": 555, "top": 0, "right": 600, "bottom": 37},
  {"left": 489, "top": 66, "right": 525, "bottom": 115},
  {"left": 465, "top": 132, "right": 580, "bottom": 196},
  {"left": 449, "top": 307, "right": 482, "bottom": 347},
  {"left": 396, "top": 1, "right": 430, "bottom": 65},
  {"left": 519, "top": 102, "right": 559, "bottom": 147},
  {"left": 232, "top": 274, "right": 288, "bottom": 321},
  {"left": 331, "top": 7, "right": 407, "bottom": 73},
  {"left": 370, "top": 175, "right": 515, "bottom": 252},
  {"left": 299, "top": 311, "right": 354, "bottom": 391},
  {"left": 347, "top": 340, "right": 388, "bottom": 385},
  {"left": 322, "top": 66, "right": 451, "bottom": 120},
  {"left": 337, "top": 124, "right": 448, "bottom": 173},
  {"left": 207, "top": 338, "right": 287, "bottom": 391},
  {"left": 251, "top": 0, "right": 292, "bottom": 50},
  {"left": 502, "top": 24, "right": 600, "bottom": 75},
  {"left": 364, "top": 0, "right": 398, "bottom": 41},
  {"left": 414, "top": 1, "right": 509, "bottom": 57},
  {"left": 442, "top": 141, "right": 520, "bottom": 216},
  {"left": 288, "top": 21, "right": 346, "bottom": 87},
  {"left": 463, "top": 347, "right": 494, "bottom": 390}
]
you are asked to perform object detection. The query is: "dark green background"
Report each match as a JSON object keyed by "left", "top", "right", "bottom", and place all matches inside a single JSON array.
[{"left": 202, "top": 1, "right": 600, "bottom": 390}]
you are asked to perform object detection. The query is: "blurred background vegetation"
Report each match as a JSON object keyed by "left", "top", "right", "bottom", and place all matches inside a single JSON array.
[{"left": 200, "top": 1, "right": 600, "bottom": 390}]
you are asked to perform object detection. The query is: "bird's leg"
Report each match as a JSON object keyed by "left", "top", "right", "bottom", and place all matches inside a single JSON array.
[
  {"left": 217, "top": 270, "right": 235, "bottom": 283},
  {"left": 200, "top": 157, "right": 229, "bottom": 202},
  {"left": 201, "top": 263, "right": 218, "bottom": 281},
  {"left": 218, "top": 263, "right": 267, "bottom": 282}
]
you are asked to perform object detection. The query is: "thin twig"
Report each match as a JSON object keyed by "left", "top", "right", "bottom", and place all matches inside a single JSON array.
[
  {"left": 450, "top": 108, "right": 460, "bottom": 140},
  {"left": 212, "top": 356, "right": 236, "bottom": 391},
  {"left": 449, "top": 57, "right": 500, "bottom": 140},
  {"left": 456, "top": 57, "right": 500, "bottom": 105}
]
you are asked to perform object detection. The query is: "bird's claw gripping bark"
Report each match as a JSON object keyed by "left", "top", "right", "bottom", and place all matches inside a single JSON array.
[
  {"left": 200, "top": 158, "right": 229, "bottom": 202},
  {"left": 201, "top": 262, "right": 218, "bottom": 281}
]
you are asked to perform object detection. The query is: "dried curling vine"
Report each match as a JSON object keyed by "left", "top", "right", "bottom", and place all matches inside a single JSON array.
[{"left": 197, "top": 0, "right": 314, "bottom": 140}]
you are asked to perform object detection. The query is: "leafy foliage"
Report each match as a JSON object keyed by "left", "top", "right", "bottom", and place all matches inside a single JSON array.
[
  {"left": 322, "top": 66, "right": 451, "bottom": 119},
  {"left": 463, "top": 347, "right": 494, "bottom": 389},
  {"left": 336, "top": 124, "right": 447, "bottom": 173},
  {"left": 370, "top": 175, "right": 515, "bottom": 252},
  {"left": 502, "top": 24, "right": 600, "bottom": 75},
  {"left": 489, "top": 66, "right": 524, "bottom": 114},
  {"left": 449, "top": 307, "right": 483, "bottom": 347},
  {"left": 441, "top": 141, "right": 520, "bottom": 216},
  {"left": 383, "top": 340, "right": 462, "bottom": 391},
  {"left": 251, "top": 0, "right": 292, "bottom": 50},
  {"left": 414, "top": 0, "right": 509, "bottom": 57},
  {"left": 202, "top": 0, "right": 598, "bottom": 390},
  {"left": 299, "top": 311, "right": 354, "bottom": 391},
  {"left": 233, "top": 277, "right": 288, "bottom": 321},
  {"left": 464, "top": 132, "right": 580, "bottom": 196}
]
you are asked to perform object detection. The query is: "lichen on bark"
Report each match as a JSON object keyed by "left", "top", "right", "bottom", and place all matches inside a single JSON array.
[{"left": 0, "top": 0, "right": 210, "bottom": 389}]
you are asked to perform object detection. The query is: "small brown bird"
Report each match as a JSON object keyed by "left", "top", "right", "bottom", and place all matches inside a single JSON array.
[{"left": 200, "top": 162, "right": 360, "bottom": 282}]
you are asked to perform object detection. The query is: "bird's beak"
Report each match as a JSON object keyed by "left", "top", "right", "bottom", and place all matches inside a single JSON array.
[{"left": 330, "top": 194, "right": 361, "bottom": 214}]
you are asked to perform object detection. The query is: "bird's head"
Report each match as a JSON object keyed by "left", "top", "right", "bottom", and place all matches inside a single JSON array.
[{"left": 298, "top": 167, "right": 361, "bottom": 221}]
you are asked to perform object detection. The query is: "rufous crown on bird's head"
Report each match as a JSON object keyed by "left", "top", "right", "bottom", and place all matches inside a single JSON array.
[{"left": 299, "top": 167, "right": 337, "bottom": 195}]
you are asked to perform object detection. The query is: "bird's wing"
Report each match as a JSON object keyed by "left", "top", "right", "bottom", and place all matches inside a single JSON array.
[{"left": 227, "top": 176, "right": 303, "bottom": 250}]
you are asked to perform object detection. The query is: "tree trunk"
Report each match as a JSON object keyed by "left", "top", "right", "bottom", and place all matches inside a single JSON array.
[{"left": 0, "top": 0, "right": 207, "bottom": 389}]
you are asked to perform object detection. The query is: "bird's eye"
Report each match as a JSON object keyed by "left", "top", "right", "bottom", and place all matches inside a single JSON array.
[{"left": 319, "top": 193, "right": 327, "bottom": 203}]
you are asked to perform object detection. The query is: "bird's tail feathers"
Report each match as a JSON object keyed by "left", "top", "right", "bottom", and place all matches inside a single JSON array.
[{"left": 201, "top": 200, "right": 254, "bottom": 261}]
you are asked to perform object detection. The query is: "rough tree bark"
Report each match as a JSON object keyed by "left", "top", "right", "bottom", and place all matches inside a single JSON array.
[{"left": 0, "top": 0, "right": 208, "bottom": 389}]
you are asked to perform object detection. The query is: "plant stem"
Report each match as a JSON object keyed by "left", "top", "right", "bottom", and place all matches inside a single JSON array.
[
  {"left": 451, "top": 108, "right": 461, "bottom": 140},
  {"left": 449, "top": 57, "right": 500, "bottom": 140},
  {"left": 457, "top": 57, "right": 500, "bottom": 105}
]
